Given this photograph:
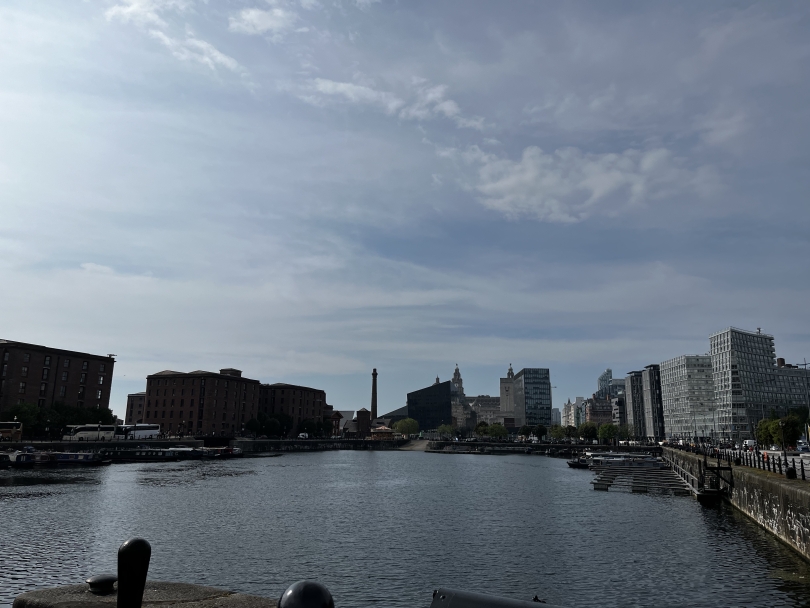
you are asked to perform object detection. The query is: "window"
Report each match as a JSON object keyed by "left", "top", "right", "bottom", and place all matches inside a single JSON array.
[
  {"left": 44, "top": 356, "right": 51, "bottom": 366},
  {"left": 162, "top": 411, "right": 166, "bottom": 418},
  {"left": 3, "top": 352, "right": 7, "bottom": 361},
  {"left": 59, "top": 386, "right": 66, "bottom": 397},
  {"left": 42, "top": 369, "right": 49, "bottom": 380},
  {"left": 19, "top": 382, "right": 26, "bottom": 393},
  {"left": 80, "top": 373, "right": 86, "bottom": 384},
  {"left": 40, "top": 383, "right": 47, "bottom": 396},
  {"left": 23, "top": 354, "right": 30, "bottom": 363},
  {"left": 63, "top": 359, "right": 70, "bottom": 368},
  {"left": 97, "top": 390, "right": 102, "bottom": 399},
  {"left": 78, "top": 386, "right": 86, "bottom": 398},
  {"left": 1, "top": 364, "right": 6, "bottom": 377},
  {"left": 99, "top": 364, "right": 105, "bottom": 373},
  {"left": 82, "top": 361, "right": 88, "bottom": 371},
  {"left": 21, "top": 366, "right": 28, "bottom": 377},
  {"left": 62, "top": 371, "right": 68, "bottom": 381},
  {"left": 98, "top": 376, "right": 104, "bottom": 385}
]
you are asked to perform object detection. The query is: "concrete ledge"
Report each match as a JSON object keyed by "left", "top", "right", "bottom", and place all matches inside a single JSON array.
[{"left": 13, "top": 582, "right": 277, "bottom": 608}]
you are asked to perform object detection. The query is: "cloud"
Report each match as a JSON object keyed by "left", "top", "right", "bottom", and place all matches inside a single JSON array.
[
  {"left": 105, "top": 0, "right": 190, "bottom": 28},
  {"left": 228, "top": 7, "right": 298, "bottom": 39},
  {"left": 301, "top": 78, "right": 405, "bottom": 114},
  {"left": 449, "top": 146, "right": 712, "bottom": 223},
  {"left": 149, "top": 29, "right": 245, "bottom": 73},
  {"left": 399, "top": 83, "right": 484, "bottom": 130}
]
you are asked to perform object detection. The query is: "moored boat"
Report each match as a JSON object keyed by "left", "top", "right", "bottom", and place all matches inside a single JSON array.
[
  {"left": 100, "top": 446, "right": 180, "bottom": 463},
  {"left": 567, "top": 456, "right": 590, "bottom": 469},
  {"left": 54, "top": 452, "right": 106, "bottom": 466}
]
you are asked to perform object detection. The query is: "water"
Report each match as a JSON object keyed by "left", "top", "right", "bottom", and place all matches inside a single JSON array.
[{"left": 2, "top": 452, "right": 810, "bottom": 607}]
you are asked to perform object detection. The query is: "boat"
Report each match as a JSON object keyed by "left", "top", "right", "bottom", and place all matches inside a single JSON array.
[
  {"left": 589, "top": 452, "right": 663, "bottom": 468},
  {"left": 567, "top": 456, "right": 590, "bottom": 469},
  {"left": 53, "top": 452, "right": 106, "bottom": 466},
  {"left": 169, "top": 445, "right": 209, "bottom": 460},
  {"left": 10, "top": 447, "right": 57, "bottom": 468},
  {"left": 100, "top": 446, "right": 180, "bottom": 463}
]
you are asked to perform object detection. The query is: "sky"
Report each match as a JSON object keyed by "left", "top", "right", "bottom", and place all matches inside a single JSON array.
[{"left": 1, "top": 0, "right": 809, "bottom": 421}]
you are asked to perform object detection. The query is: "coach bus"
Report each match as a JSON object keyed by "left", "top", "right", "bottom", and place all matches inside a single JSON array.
[
  {"left": 62, "top": 424, "right": 116, "bottom": 441},
  {"left": 0, "top": 421, "right": 23, "bottom": 442},
  {"left": 113, "top": 424, "right": 161, "bottom": 440}
]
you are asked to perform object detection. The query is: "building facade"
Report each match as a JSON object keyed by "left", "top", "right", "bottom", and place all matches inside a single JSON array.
[
  {"left": 468, "top": 396, "right": 502, "bottom": 425},
  {"left": 551, "top": 407, "right": 561, "bottom": 426},
  {"left": 143, "top": 368, "right": 260, "bottom": 436},
  {"left": 0, "top": 340, "right": 115, "bottom": 415},
  {"left": 625, "top": 371, "right": 646, "bottom": 439},
  {"left": 660, "top": 355, "right": 716, "bottom": 440},
  {"left": 125, "top": 392, "right": 146, "bottom": 424},
  {"left": 259, "top": 383, "right": 327, "bottom": 431},
  {"left": 642, "top": 364, "right": 664, "bottom": 440},
  {"left": 710, "top": 327, "right": 810, "bottom": 441},
  {"left": 611, "top": 396, "right": 626, "bottom": 427},
  {"left": 585, "top": 397, "right": 613, "bottom": 426},
  {"left": 500, "top": 365, "right": 515, "bottom": 416},
  {"left": 513, "top": 368, "right": 552, "bottom": 427},
  {"left": 406, "top": 380, "right": 453, "bottom": 431}
]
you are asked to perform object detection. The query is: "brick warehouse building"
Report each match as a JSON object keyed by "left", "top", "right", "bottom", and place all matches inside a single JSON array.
[
  {"left": 143, "top": 368, "right": 260, "bottom": 436},
  {"left": 259, "top": 383, "right": 327, "bottom": 429},
  {"left": 0, "top": 339, "right": 116, "bottom": 414}
]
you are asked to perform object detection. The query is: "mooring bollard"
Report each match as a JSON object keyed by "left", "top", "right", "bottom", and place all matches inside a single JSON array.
[
  {"left": 278, "top": 581, "right": 334, "bottom": 608},
  {"left": 801, "top": 459, "right": 806, "bottom": 481},
  {"left": 118, "top": 538, "right": 151, "bottom": 608}
]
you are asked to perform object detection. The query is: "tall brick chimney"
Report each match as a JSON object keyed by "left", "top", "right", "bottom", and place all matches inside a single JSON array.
[{"left": 371, "top": 368, "right": 378, "bottom": 422}]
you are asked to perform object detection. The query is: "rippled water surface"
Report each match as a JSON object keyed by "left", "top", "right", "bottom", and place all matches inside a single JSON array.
[{"left": 3, "top": 452, "right": 810, "bottom": 607}]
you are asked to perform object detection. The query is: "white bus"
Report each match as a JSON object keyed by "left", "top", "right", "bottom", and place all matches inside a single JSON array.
[
  {"left": 114, "top": 424, "right": 161, "bottom": 440},
  {"left": 62, "top": 424, "right": 117, "bottom": 441}
]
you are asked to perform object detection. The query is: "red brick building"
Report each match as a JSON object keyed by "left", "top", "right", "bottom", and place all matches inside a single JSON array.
[
  {"left": 143, "top": 368, "right": 260, "bottom": 437},
  {"left": 259, "top": 383, "right": 327, "bottom": 430},
  {"left": 0, "top": 340, "right": 115, "bottom": 415}
]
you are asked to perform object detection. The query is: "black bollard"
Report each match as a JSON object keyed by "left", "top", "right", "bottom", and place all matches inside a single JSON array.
[
  {"left": 118, "top": 538, "right": 151, "bottom": 608},
  {"left": 802, "top": 460, "right": 806, "bottom": 481},
  {"left": 279, "top": 581, "right": 334, "bottom": 608},
  {"left": 778, "top": 457, "right": 783, "bottom": 475}
]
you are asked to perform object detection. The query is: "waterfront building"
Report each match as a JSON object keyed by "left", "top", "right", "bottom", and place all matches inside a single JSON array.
[
  {"left": 551, "top": 407, "right": 561, "bottom": 426},
  {"left": 710, "top": 327, "right": 810, "bottom": 441},
  {"left": 0, "top": 339, "right": 116, "bottom": 414},
  {"left": 259, "top": 382, "right": 327, "bottom": 431},
  {"left": 500, "top": 364, "right": 515, "bottom": 416},
  {"left": 642, "top": 364, "right": 664, "bottom": 440},
  {"left": 561, "top": 399, "right": 574, "bottom": 427},
  {"left": 125, "top": 392, "right": 146, "bottom": 424},
  {"left": 144, "top": 368, "right": 260, "bottom": 436},
  {"left": 597, "top": 369, "right": 612, "bottom": 397},
  {"left": 513, "top": 368, "right": 553, "bottom": 427},
  {"left": 406, "top": 380, "right": 453, "bottom": 431},
  {"left": 660, "top": 355, "right": 716, "bottom": 441},
  {"left": 468, "top": 395, "right": 502, "bottom": 424},
  {"left": 611, "top": 396, "right": 626, "bottom": 427},
  {"left": 625, "top": 371, "right": 646, "bottom": 438},
  {"left": 585, "top": 397, "right": 613, "bottom": 425}
]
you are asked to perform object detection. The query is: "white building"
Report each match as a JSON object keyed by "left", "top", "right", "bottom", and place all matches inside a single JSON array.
[
  {"left": 660, "top": 355, "right": 716, "bottom": 440},
  {"left": 710, "top": 327, "right": 810, "bottom": 441}
]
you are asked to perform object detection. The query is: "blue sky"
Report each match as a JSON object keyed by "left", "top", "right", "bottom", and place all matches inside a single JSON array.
[{"left": 1, "top": 0, "right": 809, "bottom": 420}]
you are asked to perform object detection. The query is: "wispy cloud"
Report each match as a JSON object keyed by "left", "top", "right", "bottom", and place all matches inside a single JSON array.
[
  {"left": 229, "top": 7, "right": 299, "bottom": 39},
  {"left": 105, "top": 0, "right": 191, "bottom": 28},
  {"left": 442, "top": 145, "right": 717, "bottom": 223},
  {"left": 149, "top": 29, "right": 245, "bottom": 73}
]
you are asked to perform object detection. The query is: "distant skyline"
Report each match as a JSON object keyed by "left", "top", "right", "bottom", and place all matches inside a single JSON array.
[{"left": 1, "top": 1, "right": 808, "bottom": 420}]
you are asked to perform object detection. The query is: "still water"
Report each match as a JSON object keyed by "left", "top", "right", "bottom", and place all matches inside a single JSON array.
[{"left": 2, "top": 451, "right": 810, "bottom": 607}]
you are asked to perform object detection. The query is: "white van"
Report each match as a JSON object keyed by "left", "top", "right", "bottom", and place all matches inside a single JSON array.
[{"left": 743, "top": 439, "right": 756, "bottom": 450}]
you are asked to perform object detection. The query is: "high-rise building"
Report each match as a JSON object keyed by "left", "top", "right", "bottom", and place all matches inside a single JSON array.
[
  {"left": 513, "top": 368, "right": 553, "bottom": 427},
  {"left": 611, "top": 396, "right": 626, "bottom": 427},
  {"left": 710, "top": 327, "right": 810, "bottom": 441},
  {"left": 597, "top": 369, "right": 612, "bottom": 396},
  {"left": 0, "top": 340, "right": 116, "bottom": 415},
  {"left": 625, "top": 371, "right": 646, "bottom": 439},
  {"left": 500, "top": 364, "right": 515, "bottom": 415},
  {"left": 551, "top": 407, "right": 561, "bottom": 426},
  {"left": 660, "top": 355, "right": 716, "bottom": 440},
  {"left": 642, "top": 364, "right": 664, "bottom": 440}
]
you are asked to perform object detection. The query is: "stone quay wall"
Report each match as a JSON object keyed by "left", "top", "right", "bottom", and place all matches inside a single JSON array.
[
  {"left": 663, "top": 447, "right": 810, "bottom": 561},
  {"left": 232, "top": 438, "right": 409, "bottom": 453}
]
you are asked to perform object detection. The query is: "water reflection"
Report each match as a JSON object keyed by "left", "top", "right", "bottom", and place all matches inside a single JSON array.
[{"left": 2, "top": 453, "right": 810, "bottom": 608}]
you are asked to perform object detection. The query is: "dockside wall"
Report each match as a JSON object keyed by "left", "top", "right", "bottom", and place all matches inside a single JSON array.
[{"left": 663, "top": 447, "right": 810, "bottom": 561}]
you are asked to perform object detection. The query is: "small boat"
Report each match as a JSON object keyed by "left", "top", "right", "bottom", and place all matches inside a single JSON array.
[
  {"left": 10, "top": 447, "right": 57, "bottom": 468},
  {"left": 567, "top": 457, "right": 590, "bottom": 469},
  {"left": 53, "top": 452, "right": 105, "bottom": 466}
]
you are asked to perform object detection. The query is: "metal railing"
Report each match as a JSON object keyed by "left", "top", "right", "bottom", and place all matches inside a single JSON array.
[{"left": 670, "top": 444, "right": 805, "bottom": 480}]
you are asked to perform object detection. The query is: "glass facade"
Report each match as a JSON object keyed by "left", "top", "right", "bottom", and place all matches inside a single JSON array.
[
  {"left": 406, "top": 381, "right": 453, "bottom": 431},
  {"left": 513, "top": 368, "right": 552, "bottom": 427}
]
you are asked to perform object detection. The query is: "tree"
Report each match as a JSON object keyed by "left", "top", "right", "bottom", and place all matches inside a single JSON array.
[
  {"left": 618, "top": 424, "right": 634, "bottom": 441},
  {"left": 780, "top": 414, "right": 802, "bottom": 448},
  {"left": 394, "top": 418, "right": 419, "bottom": 436},
  {"left": 550, "top": 425, "right": 565, "bottom": 441},
  {"left": 488, "top": 423, "right": 508, "bottom": 439},
  {"left": 578, "top": 422, "right": 598, "bottom": 441},
  {"left": 534, "top": 424, "right": 547, "bottom": 439},
  {"left": 437, "top": 424, "right": 455, "bottom": 438},
  {"left": 756, "top": 419, "right": 776, "bottom": 446},
  {"left": 518, "top": 425, "right": 533, "bottom": 437},
  {"left": 475, "top": 421, "right": 489, "bottom": 435},
  {"left": 564, "top": 425, "right": 577, "bottom": 439},
  {"left": 598, "top": 423, "right": 618, "bottom": 443},
  {"left": 6, "top": 401, "right": 116, "bottom": 439}
]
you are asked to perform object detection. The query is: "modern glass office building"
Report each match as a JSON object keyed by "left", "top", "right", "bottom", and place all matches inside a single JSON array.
[
  {"left": 406, "top": 380, "right": 453, "bottom": 431},
  {"left": 513, "top": 368, "right": 552, "bottom": 427}
]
